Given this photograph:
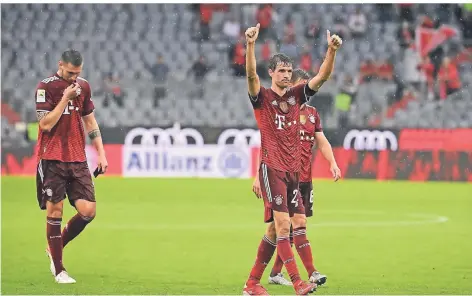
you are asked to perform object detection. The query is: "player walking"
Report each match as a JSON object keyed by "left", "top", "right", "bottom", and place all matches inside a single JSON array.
[
  {"left": 242, "top": 23, "right": 342, "bottom": 296},
  {"left": 35, "top": 50, "right": 108, "bottom": 284},
  {"left": 252, "top": 69, "right": 341, "bottom": 287}
]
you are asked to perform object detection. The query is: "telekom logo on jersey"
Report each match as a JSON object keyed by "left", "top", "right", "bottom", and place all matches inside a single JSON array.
[
  {"left": 275, "top": 114, "right": 286, "bottom": 130},
  {"left": 62, "top": 86, "right": 81, "bottom": 115},
  {"left": 62, "top": 100, "right": 78, "bottom": 115}
]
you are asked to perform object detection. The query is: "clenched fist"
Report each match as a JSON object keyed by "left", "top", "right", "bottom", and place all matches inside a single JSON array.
[
  {"left": 63, "top": 83, "right": 81, "bottom": 100},
  {"left": 327, "top": 30, "right": 343, "bottom": 51},
  {"left": 245, "top": 23, "right": 260, "bottom": 44}
]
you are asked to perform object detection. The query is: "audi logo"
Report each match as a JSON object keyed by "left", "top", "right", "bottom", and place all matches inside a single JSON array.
[
  {"left": 124, "top": 123, "right": 205, "bottom": 146},
  {"left": 343, "top": 129, "right": 398, "bottom": 151},
  {"left": 217, "top": 128, "right": 261, "bottom": 147}
]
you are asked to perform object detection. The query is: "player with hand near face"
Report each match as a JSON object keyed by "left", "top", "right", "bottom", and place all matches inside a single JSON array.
[{"left": 35, "top": 49, "right": 108, "bottom": 284}]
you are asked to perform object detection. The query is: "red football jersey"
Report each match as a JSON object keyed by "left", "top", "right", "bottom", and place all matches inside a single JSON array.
[
  {"left": 35, "top": 74, "right": 95, "bottom": 163},
  {"left": 250, "top": 84, "right": 316, "bottom": 172},
  {"left": 299, "top": 104, "right": 323, "bottom": 182}
]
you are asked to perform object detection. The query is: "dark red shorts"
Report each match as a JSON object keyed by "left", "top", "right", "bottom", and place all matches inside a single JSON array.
[
  {"left": 299, "top": 181, "right": 314, "bottom": 217},
  {"left": 260, "top": 163, "right": 305, "bottom": 223},
  {"left": 36, "top": 159, "right": 95, "bottom": 210}
]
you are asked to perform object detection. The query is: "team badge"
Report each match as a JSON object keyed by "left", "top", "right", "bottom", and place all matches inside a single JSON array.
[
  {"left": 309, "top": 114, "right": 315, "bottom": 123},
  {"left": 287, "top": 96, "right": 296, "bottom": 106},
  {"left": 300, "top": 115, "right": 306, "bottom": 125},
  {"left": 46, "top": 188, "right": 53, "bottom": 197},
  {"left": 275, "top": 195, "right": 283, "bottom": 206},
  {"left": 279, "top": 101, "right": 289, "bottom": 113},
  {"left": 76, "top": 87, "right": 82, "bottom": 96}
]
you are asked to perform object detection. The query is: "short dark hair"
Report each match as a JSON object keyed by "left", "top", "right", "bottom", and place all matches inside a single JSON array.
[
  {"left": 268, "top": 53, "right": 293, "bottom": 71},
  {"left": 291, "top": 69, "right": 310, "bottom": 83},
  {"left": 61, "top": 50, "right": 83, "bottom": 66}
]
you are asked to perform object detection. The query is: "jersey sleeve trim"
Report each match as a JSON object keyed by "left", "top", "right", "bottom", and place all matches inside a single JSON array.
[
  {"left": 248, "top": 92, "right": 259, "bottom": 102},
  {"left": 36, "top": 110, "right": 50, "bottom": 122},
  {"left": 82, "top": 108, "right": 95, "bottom": 117},
  {"left": 303, "top": 84, "right": 317, "bottom": 102}
]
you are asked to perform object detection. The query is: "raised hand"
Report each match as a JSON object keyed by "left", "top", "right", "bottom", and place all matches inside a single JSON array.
[
  {"left": 245, "top": 23, "right": 260, "bottom": 44},
  {"left": 327, "top": 30, "right": 343, "bottom": 51}
]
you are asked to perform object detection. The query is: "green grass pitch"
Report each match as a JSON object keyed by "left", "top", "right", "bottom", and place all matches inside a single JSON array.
[{"left": 2, "top": 176, "right": 471, "bottom": 295}]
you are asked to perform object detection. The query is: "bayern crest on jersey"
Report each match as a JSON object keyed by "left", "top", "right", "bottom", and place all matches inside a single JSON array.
[
  {"left": 287, "top": 96, "right": 296, "bottom": 106},
  {"left": 309, "top": 114, "right": 315, "bottom": 123}
]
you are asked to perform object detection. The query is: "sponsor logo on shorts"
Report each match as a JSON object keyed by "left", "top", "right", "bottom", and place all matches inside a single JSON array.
[
  {"left": 218, "top": 147, "right": 248, "bottom": 178},
  {"left": 275, "top": 195, "right": 283, "bottom": 205}
]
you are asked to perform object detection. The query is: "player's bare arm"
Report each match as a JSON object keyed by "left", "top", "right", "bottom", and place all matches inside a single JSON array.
[
  {"left": 252, "top": 155, "right": 262, "bottom": 199},
  {"left": 245, "top": 23, "right": 261, "bottom": 97},
  {"left": 38, "top": 84, "right": 80, "bottom": 132},
  {"left": 308, "top": 30, "right": 343, "bottom": 92},
  {"left": 82, "top": 112, "right": 108, "bottom": 173},
  {"left": 315, "top": 132, "right": 341, "bottom": 181}
]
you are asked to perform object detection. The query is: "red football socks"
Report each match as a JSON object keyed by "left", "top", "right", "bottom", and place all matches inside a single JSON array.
[
  {"left": 276, "top": 236, "right": 301, "bottom": 283},
  {"left": 293, "top": 227, "right": 316, "bottom": 276},
  {"left": 47, "top": 217, "right": 65, "bottom": 275},
  {"left": 247, "top": 235, "right": 276, "bottom": 283},
  {"left": 271, "top": 225, "right": 294, "bottom": 276},
  {"left": 62, "top": 213, "right": 93, "bottom": 248},
  {"left": 270, "top": 253, "right": 284, "bottom": 276}
]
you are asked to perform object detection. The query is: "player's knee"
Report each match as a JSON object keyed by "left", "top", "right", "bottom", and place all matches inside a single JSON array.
[
  {"left": 81, "top": 209, "right": 96, "bottom": 220},
  {"left": 266, "top": 222, "right": 277, "bottom": 241},
  {"left": 48, "top": 208, "right": 63, "bottom": 218},
  {"left": 46, "top": 201, "right": 63, "bottom": 218},
  {"left": 275, "top": 219, "right": 291, "bottom": 238},
  {"left": 291, "top": 215, "right": 307, "bottom": 229},
  {"left": 77, "top": 203, "right": 96, "bottom": 220}
]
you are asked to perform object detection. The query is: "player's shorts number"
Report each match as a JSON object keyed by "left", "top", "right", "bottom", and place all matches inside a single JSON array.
[
  {"left": 291, "top": 189, "right": 299, "bottom": 207},
  {"left": 310, "top": 190, "right": 314, "bottom": 211}
]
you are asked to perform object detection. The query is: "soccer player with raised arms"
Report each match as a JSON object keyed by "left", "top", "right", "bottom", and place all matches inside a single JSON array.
[
  {"left": 253, "top": 69, "right": 341, "bottom": 287},
  {"left": 242, "top": 23, "right": 342, "bottom": 295},
  {"left": 35, "top": 49, "right": 108, "bottom": 284}
]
